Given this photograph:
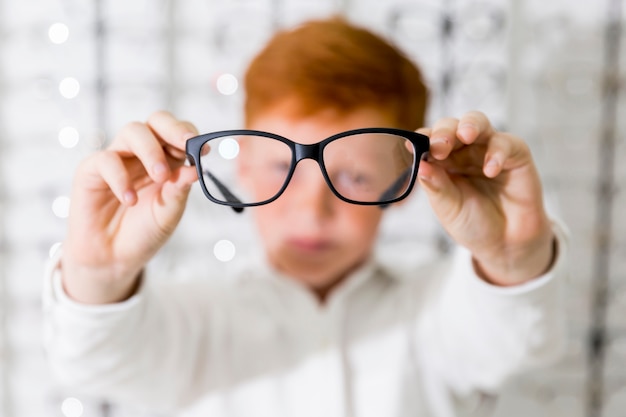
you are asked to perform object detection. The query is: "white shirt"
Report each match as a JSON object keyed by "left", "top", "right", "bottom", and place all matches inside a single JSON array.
[{"left": 42, "top": 222, "right": 568, "bottom": 417}]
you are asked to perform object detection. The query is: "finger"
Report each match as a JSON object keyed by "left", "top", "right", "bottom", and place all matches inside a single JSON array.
[
  {"left": 456, "top": 110, "right": 495, "bottom": 145},
  {"left": 483, "top": 132, "right": 530, "bottom": 178},
  {"left": 162, "top": 165, "right": 198, "bottom": 199},
  {"left": 416, "top": 127, "right": 432, "bottom": 137},
  {"left": 164, "top": 144, "right": 187, "bottom": 160},
  {"left": 89, "top": 151, "right": 137, "bottom": 205},
  {"left": 417, "top": 159, "right": 462, "bottom": 224},
  {"left": 147, "top": 110, "right": 199, "bottom": 154},
  {"left": 428, "top": 117, "right": 465, "bottom": 160},
  {"left": 428, "top": 144, "right": 488, "bottom": 177},
  {"left": 110, "top": 121, "right": 171, "bottom": 183},
  {"left": 152, "top": 165, "right": 199, "bottom": 235}
]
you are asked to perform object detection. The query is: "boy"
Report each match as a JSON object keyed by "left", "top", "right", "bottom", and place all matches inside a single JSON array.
[{"left": 43, "top": 17, "right": 567, "bottom": 417}]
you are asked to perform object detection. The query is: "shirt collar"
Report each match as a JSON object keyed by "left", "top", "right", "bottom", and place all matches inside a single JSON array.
[{"left": 240, "top": 252, "right": 385, "bottom": 303}]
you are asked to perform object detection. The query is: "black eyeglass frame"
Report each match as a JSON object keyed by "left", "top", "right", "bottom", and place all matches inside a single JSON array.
[{"left": 185, "top": 127, "right": 430, "bottom": 210}]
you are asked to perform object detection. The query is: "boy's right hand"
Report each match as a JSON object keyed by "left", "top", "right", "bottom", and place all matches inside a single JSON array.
[{"left": 60, "top": 111, "right": 199, "bottom": 304}]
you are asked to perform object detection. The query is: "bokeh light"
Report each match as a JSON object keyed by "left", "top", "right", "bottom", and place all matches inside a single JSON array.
[
  {"left": 61, "top": 397, "right": 84, "bottom": 417},
  {"left": 48, "top": 23, "right": 70, "bottom": 44},
  {"left": 58, "top": 126, "right": 80, "bottom": 148},
  {"left": 218, "top": 137, "right": 239, "bottom": 159},
  {"left": 59, "top": 77, "right": 80, "bottom": 99},
  {"left": 49, "top": 242, "right": 62, "bottom": 259},
  {"left": 214, "top": 239, "right": 236, "bottom": 262},
  {"left": 216, "top": 73, "right": 238, "bottom": 95},
  {"left": 52, "top": 196, "right": 71, "bottom": 218}
]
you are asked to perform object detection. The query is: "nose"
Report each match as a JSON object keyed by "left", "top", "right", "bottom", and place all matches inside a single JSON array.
[{"left": 284, "top": 160, "right": 336, "bottom": 220}]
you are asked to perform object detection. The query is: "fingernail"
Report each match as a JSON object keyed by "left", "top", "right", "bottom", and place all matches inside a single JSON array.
[
  {"left": 430, "top": 137, "right": 448, "bottom": 146},
  {"left": 458, "top": 123, "right": 477, "bottom": 140},
  {"left": 486, "top": 158, "right": 499, "bottom": 168},
  {"left": 123, "top": 190, "right": 136, "bottom": 204},
  {"left": 182, "top": 131, "right": 196, "bottom": 141},
  {"left": 418, "top": 173, "right": 433, "bottom": 183},
  {"left": 459, "top": 122, "right": 477, "bottom": 131},
  {"left": 484, "top": 158, "right": 499, "bottom": 176},
  {"left": 153, "top": 162, "right": 168, "bottom": 176}
]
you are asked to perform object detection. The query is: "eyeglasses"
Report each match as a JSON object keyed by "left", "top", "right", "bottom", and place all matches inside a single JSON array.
[{"left": 185, "top": 128, "right": 430, "bottom": 212}]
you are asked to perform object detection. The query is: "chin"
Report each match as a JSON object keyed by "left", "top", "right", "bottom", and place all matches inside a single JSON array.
[
  {"left": 267, "top": 244, "right": 368, "bottom": 292},
  {"left": 295, "top": 271, "right": 345, "bottom": 301},
  {"left": 278, "top": 255, "right": 363, "bottom": 295},
  {"left": 287, "top": 264, "right": 338, "bottom": 285}
]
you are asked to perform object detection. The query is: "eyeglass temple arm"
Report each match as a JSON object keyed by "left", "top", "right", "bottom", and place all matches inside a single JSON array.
[
  {"left": 379, "top": 150, "right": 429, "bottom": 208},
  {"left": 378, "top": 166, "right": 414, "bottom": 209},
  {"left": 202, "top": 169, "right": 244, "bottom": 213}
]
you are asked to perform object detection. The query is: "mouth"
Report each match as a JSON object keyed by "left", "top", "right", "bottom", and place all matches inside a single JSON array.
[{"left": 287, "top": 237, "right": 334, "bottom": 254}]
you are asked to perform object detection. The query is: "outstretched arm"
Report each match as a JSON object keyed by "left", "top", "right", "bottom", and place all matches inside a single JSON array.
[
  {"left": 414, "top": 111, "right": 568, "bottom": 396},
  {"left": 417, "top": 111, "right": 556, "bottom": 286},
  {"left": 61, "top": 110, "right": 199, "bottom": 304}
]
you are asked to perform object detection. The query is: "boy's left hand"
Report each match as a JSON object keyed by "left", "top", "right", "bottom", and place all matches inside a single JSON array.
[{"left": 417, "top": 111, "right": 555, "bottom": 286}]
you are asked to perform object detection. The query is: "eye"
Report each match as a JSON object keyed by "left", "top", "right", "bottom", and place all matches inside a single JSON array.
[
  {"left": 336, "top": 170, "right": 372, "bottom": 188},
  {"left": 270, "top": 160, "right": 291, "bottom": 173}
]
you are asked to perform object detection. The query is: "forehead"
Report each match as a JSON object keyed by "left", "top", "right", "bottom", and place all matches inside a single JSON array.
[{"left": 246, "top": 106, "right": 399, "bottom": 145}]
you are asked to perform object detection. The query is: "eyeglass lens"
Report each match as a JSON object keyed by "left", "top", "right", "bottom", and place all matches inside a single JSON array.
[{"left": 198, "top": 133, "right": 416, "bottom": 205}]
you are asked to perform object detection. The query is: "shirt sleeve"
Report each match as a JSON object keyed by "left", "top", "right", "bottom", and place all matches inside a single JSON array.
[
  {"left": 415, "top": 219, "right": 569, "bottom": 397},
  {"left": 41, "top": 250, "right": 233, "bottom": 411}
]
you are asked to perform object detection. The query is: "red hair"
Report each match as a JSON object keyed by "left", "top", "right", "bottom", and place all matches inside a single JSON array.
[{"left": 244, "top": 17, "right": 429, "bottom": 130}]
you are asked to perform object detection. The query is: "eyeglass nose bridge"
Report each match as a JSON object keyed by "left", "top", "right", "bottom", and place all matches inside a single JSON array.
[
  {"left": 293, "top": 142, "right": 321, "bottom": 163},
  {"left": 291, "top": 142, "right": 327, "bottom": 183},
  {"left": 288, "top": 142, "right": 326, "bottom": 190}
]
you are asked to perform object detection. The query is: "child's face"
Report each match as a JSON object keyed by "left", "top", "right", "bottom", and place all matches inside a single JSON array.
[{"left": 246, "top": 106, "right": 397, "bottom": 297}]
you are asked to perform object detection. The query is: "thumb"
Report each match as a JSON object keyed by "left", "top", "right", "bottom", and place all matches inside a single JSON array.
[
  {"left": 154, "top": 165, "right": 198, "bottom": 233},
  {"left": 165, "top": 165, "right": 198, "bottom": 199},
  {"left": 418, "top": 159, "right": 462, "bottom": 225}
]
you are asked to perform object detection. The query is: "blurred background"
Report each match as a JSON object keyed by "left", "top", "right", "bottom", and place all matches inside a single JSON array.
[{"left": 0, "top": 0, "right": 624, "bottom": 416}]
